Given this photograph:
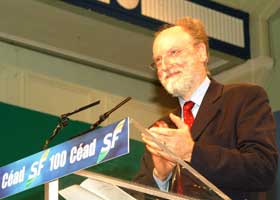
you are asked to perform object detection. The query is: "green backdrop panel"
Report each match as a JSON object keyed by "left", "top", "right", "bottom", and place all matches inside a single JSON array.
[{"left": 0, "top": 102, "right": 144, "bottom": 200}]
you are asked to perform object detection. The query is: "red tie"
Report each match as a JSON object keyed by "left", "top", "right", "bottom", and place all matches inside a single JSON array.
[
  {"left": 183, "top": 101, "right": 195, "bottom": 127},
  {"left": 176, "top": 101, "right": 195, "bottom": 194}
]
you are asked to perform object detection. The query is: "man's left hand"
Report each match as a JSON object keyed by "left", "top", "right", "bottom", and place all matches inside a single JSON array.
[{"left": 148, "top": 113, "right": 195, "bottom": 162}]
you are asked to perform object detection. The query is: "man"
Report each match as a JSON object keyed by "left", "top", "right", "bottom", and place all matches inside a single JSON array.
[{"left": 134, "top": 16, "right": 278, "bottom": 200}]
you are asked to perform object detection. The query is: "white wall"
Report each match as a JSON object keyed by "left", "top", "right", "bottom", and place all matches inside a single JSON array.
[
  {"left": 0, "top": 0, "right": 278, "bottom": 143},
  {"left": 266, "top": 9, "right": 280, "bottom": 110},
  {"left": 0, "top": 37, "right": 275, "bottom": 143},
  {"left": 0, "top": 40, "right": 172, "bottom": 141}
]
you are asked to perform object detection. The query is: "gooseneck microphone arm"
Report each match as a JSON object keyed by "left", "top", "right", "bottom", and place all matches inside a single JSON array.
[
  {"left": 60, "top": 100, "right": 100, "bottom": 119},
  {"left": 91, "top": 97, "right": 132, "bottom": 130},
  {"left": 71, "top": 97, "right": 132, "bottom": 139},
  {"left": 42, "top": 100, "right": 101, "bottom": 150}
]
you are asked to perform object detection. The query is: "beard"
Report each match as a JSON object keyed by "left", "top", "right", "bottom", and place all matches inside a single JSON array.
[{"left": 160, "top": 69, "right": 195, "bottom": 97}]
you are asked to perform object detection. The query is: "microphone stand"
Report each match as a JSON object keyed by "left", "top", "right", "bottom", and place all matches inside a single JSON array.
[
  {"left": 71, "top": 97, "right": 132, "bottom": 139},
  {"left": 42, "top": 100, "right": 100, "bottom": 150},
  {"left": 91, "top": 97, "right": 131, "bottom": 130}
]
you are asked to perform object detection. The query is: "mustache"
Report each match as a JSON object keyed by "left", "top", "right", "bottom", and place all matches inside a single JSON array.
[{"left": 158, "top": 64, "right": 184, "bottom": 78}]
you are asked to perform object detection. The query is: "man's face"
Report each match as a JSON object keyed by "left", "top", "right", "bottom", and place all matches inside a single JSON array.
[{"left": 152, "top": 26, "right": 207, "bottom": 98}]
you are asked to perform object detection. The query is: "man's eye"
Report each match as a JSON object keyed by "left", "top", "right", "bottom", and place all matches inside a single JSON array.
[
  {"left": 170, "top": 49, "right": 179, "bottom": 56},
  {"left": 155, "top": 58, "right": 162, "bottom": 65}
]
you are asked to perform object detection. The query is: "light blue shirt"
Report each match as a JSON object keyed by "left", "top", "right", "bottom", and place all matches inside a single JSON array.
[
  {"left": 178, "top": 76, "right": 211, "bottom": 119},
  {"left": 153, "top": 76, "right": 211, "bottom": 191}
]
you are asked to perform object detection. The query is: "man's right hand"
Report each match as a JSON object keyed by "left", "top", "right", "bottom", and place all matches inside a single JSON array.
[
  {"left": 142, "top": 120, "right": 176, "bottom": 181},
  {"left": 152, "top": 154, "right": 176, "bottom": 181}
]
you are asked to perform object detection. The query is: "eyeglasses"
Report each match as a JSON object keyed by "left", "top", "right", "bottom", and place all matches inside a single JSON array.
[{"left": 149, "top": 47, "right": 190, "bottom": 71}]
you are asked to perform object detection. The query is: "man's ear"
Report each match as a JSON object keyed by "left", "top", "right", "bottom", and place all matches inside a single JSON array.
[{"left": 196, "top": 42, "right": 208, "bottom": 63}]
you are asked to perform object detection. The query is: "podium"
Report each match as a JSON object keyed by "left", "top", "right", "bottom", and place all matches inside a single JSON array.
[
  {"left": 45, "top": 119, "right": 230, "bottom": 200},
  {"left": 0, "top": 118, "right": 231, "bottom": 200},
  {"left": 45, "top": 166, "right": 230, "bottom": 200}
]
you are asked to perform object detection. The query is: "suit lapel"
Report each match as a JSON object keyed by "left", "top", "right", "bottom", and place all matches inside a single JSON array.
[{"left": 191, "top": 79, "right": 224, "bottom": 141}]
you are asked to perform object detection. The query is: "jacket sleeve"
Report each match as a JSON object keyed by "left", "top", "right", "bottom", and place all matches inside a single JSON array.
[{"left": 133, "top": 147, "right": 158, "bottom": 187}]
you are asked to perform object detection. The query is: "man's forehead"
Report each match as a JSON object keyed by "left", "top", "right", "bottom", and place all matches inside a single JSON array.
[
  {"left": 155, "top": 26, "right": 184, "bottom": 41},
  {"left": 160, "top": 26, "right": 184, "bottom": 35},
  {"left": 153, "top": 26, "right": 192, "bottom": 51}
]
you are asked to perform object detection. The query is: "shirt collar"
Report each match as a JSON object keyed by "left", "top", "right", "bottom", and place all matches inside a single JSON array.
[{"left": 179, "top": 76, "right": 211, "bottom": 108}]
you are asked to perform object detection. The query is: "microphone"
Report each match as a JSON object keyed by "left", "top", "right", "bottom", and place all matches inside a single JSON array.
[
  {"left": 72, "top": 97, "right": 132, "bottom": 139},
  {"left": 42, "top": 100, "right": 101, "bottom": 150}
]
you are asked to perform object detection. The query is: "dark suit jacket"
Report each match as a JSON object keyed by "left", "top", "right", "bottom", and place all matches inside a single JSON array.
[{"left": 134, "top": 79, "right": 278, "bottom": 200}]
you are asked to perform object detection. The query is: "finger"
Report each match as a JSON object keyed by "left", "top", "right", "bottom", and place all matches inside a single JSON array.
[
  {"left": 157, "top": 150, "right": 176, "bottom": 163},
  {"left": 142, "top": 135, "right": 162, "bottom": 151},
  {"left": 169, "top": 113, "right": 188, "bottom": 129},
  {"left": 142, "top": 131, "right": 167, "bottom": 142},
  {"left": 142, "top": 128, "right": 164, "bottom": 140},
  {"left": 146, "top": 144, "right": 176, "bottom": 163},
  {"left": 153, "top": 120, "right": 169, "bottom": 128},
  {"left": 146, "top": 145, "right": 161, "bottom": 156},
  {"left": 141, "top": 132, "right": 154, "bottom": 140},
  {"left": 149, "top": 127, "right": 174, "bottom": 136}
]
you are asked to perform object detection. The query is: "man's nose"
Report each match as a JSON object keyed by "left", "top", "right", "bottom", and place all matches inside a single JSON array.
[
  {"left": 160, "top": 55, "right": 176, "bottom": 71},
  {"left": 160, "top": 55, "right": 169, "bottom": 70}
]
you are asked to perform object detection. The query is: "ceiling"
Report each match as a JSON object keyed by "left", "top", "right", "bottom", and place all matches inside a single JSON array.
[
  {"left": 0, "top": 0, "right": 279, "bottom": 82},
  {"left": 213, "top": 0, "right": 279, "bottom": 18}
]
